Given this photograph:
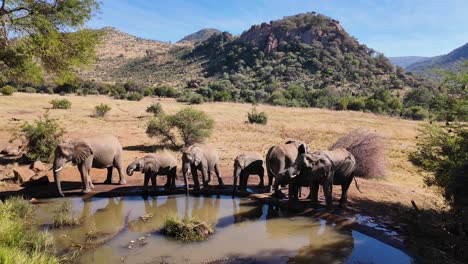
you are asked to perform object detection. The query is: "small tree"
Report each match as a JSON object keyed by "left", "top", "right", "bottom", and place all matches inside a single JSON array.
[
  {"left": 146, "top": 108, "right": 214, "bottom": 148},
  {"left": 1, "top": 85, "right": 15, "bottom": 96},
  {"left": 50, "top": 99, "right": 72, "bottom": 109},
  {"left": 20, "top": 112, "right": 65, "bottom": 161},
  {"left": 93, "top": 103, "right": 112, "bottom": 117},
  {"left": 126, "top": 92, "right": 144, "bottom": 101},
  {"left": 146, "top": 102, "right": 164, "bottom": 116},
  {"left": 247, "top": 107, "right": 268, "bottom": 125}
]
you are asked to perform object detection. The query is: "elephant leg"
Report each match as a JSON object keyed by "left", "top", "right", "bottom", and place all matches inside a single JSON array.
[
  {"left": 115, "top": 155, "right": 126, "bottom": 185},
  {"left": 201, "top": 168, "right": 209, "bottom": 188},
  {"left": 310, "top": 182, "right": 319, "bottom": 207},
  {"left": 322, "top": 181, "right": 333, "bottom": 209},
  {"left": 88, "top": 167, "right": 94, "bottom": 189},
  {"left": 164, "top": 174, "right": 171, "bottom": 188},
  {"left": 104, "top": 167, "right": 113, "bottom": 184},
  {"left": 191, "top": 167, "right": 201, "bottom": 191},
  {"left": 79, "top": 162, "right": 92, "bottom": 194},
  {"left": 214, "top": 164, "right": 224, "bottom": 187},
  {"left": 151, "top": 173, "right": 157, "bottom": 190},
  {"left": 170, "top": 167, "right": 177, "bottom": 189},
  {"left": 339, "top": 177, "right": 354, "bottom": 208},
  {"left": 267, "top": 169, "right": 274, "bottom": 191},
  {"left": 143, "top": 172, "right": 150, "bottom": 191},
  {"left": 258, "top": 167, "right": 265, "bottom": 188},
  {"left": 241, "top": 172, "right": 249, "bottom": 191}
]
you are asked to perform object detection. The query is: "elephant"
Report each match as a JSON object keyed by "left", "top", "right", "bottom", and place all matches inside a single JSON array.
[
  {"left": 182, "top": 145, "right": 224, "bottom": 194},
  {"left": 266, "top": 140, "right": 307, "bottom": 196},
  {"left": 126, "top": 152, "right": 177, "bottom": 191},
  {"left": 232, "top": 151, "right": 264, "bottom": 195},
  {"left": 281, "top": 147, "right": 357, "bottom": 209},
  {"left": 53, "top": 135, "right": 125, "bottom": 197}
]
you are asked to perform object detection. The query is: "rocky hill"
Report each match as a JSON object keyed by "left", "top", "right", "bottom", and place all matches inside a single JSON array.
[
  {"left": 80, "top": 13, "right": 427, "bottom": 96},
  {"left": 178, "top": 28, "right": 221, "bottom": 43},
  {"left": 389, "top": 56, "right": 429, "bottom": 68},
  {"left": 406, "top": 42, "right": 468, "bottom": 75}
]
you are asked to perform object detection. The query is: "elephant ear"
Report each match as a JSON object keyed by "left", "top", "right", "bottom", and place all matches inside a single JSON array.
[
  {"left": 193, "top": 148, "right": 203, "bottom": 166},
  {"left": 236, "top": 154, "right": 247, "bottom": 169},
  {"left": 72, "top": 142, "right": 93, "bottom": 164},
  {"left": 144, "top": 157, "right": 158, "bottom": 173}
]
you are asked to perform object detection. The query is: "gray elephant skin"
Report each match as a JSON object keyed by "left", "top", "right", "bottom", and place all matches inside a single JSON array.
[
  {"left": 282, "top": 148, "right": 356, "bottom": 209},
  {"left": 182, "top": 145, "right": 224, "bottom": 194},
  {"left": 53, "top": 135, "right": 126, "bottom": 197},
  {"left": 266, "top": 140, "right": 307, "bottom": 194},
  {"left": 233, "top": 151, "right": 264, "bottom": 195},
  {"left": 126, "top": 152, "right": 177, "bottom": 190}
]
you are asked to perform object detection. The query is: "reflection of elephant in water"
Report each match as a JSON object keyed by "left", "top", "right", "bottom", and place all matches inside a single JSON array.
[
  {"left": 266, "top": 140, "right": 307, "bottom": 195},
  {"left": 126, "top": 152, "right": 177, "bottom": 191},
  {"left": 182, "top": 145, "right": 224, "bottom": 194},
  {"left": 128, "top": 197, "right": 179, "bottom": 233},
  {"left": 80, "top": 198, "right": 126, "bottom": 234},
  {"left": 53, "top": 135, "right": 126, "bottom": 196},
  {"left": 190, "top": 195, "right": 221, "bottom": 225},
  {"left": 232, "top": 151, "right": 264, "bottom": 195},
  {"left": 281, "top": 148, "right": 357, "bottom": 209}
]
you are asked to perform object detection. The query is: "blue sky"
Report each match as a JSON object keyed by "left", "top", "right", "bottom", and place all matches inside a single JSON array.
[{"left": 88, "top": 0, "right": 468, "bottom": 57}]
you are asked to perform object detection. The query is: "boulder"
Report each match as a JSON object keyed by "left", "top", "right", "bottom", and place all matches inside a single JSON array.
[
  {"left": 13, "top": 167, "right": 36, "bottom": 183},
  {"left": 30, "top": 161, "right": 46, "bottom": 173},
  {"left": 0, "top": 145, "right": 22, "bottom": 157}
]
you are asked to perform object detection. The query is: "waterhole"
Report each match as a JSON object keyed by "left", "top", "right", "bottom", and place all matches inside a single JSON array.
[{"left": 35, "top": 195, "right": 412, "bottom": 264}]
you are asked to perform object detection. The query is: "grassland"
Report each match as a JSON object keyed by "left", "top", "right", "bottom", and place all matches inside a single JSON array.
[{"left": 0, "top": 93, "right": 442, "bottom": 210}]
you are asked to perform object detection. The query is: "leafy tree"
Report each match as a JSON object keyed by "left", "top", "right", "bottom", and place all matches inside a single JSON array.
[{"left": 0, "top": 0, "right": 100, "bottom": 85}]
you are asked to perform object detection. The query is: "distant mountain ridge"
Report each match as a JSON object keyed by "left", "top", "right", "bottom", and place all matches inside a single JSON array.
[
  {"left": 178, "top": 28, "right": 221, "bottom": 43},
  {"left": 388, "top": 56, "right": 429, "bottom": 68},
  {"left": 406, "top": 42, "right": 468, "bottom": 74}
]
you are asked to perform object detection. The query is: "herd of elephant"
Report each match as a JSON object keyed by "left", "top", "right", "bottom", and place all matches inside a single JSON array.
[{"left": 53, "top": 135, "right": 360, "bottom": 209}]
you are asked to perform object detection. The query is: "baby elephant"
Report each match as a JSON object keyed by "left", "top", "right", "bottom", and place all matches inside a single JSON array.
[
  {"left": 126, "top": 152, "right": 177, "bottom": 191},
  {"left": 233, "top": 151, "right": 264, "bottom": 195}
]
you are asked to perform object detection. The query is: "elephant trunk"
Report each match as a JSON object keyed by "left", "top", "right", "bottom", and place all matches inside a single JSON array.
[
  {"left": 182, "top": 161, "right": 190, "bottom": 195},
  {"left": 53, "top": 160, "right": 65, "bottom": 197},
  {"left": 232, "top": 165, "right": 241, "bottom": 197},
  {"left": 126, "top": 162, "right": 137, "bottom": 176}
]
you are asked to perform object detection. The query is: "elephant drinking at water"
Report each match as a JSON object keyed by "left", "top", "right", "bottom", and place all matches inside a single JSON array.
[
  {"left": 126, "top": 152, "right": 177, "bottom": 191},
  {"left": 232, "top": 151, "right": 264, "bottom": 195},
  {"left": 53, "top": 135, "right": 126, "bottom": 196}
]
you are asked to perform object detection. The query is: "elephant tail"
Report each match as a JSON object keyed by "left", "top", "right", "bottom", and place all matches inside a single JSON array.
[{"left": 353, "top": 176, "right": 363, "bottom": 193}]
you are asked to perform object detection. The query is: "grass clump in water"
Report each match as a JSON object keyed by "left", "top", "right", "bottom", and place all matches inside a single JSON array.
[
  {"left": 52, "top": 201, "right": 79, "bottom": 228},
  {"left": 161, "top": 216, "right": 214, "bottom": 242},
  {"left": 0, "top": 197, "right": 59, "bottom": 264}
]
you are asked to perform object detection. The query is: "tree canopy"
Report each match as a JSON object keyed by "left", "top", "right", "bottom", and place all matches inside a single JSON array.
[{"left": 0, "top": 0, "right": 100, "bottom": 85}]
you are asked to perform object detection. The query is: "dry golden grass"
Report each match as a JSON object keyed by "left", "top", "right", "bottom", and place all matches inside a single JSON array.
[{"left": 0, "top": 93, "right": 441, "bottom": 209}]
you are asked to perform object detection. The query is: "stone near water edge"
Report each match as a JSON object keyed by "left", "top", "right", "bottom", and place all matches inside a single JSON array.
[
  {"left": 30, "top": 198, "right": 39, "bottom": 204},
  {"left": 30, "top": 161, "right": 46, "bottom": 173},
  {"left": 13, "top": 167, "right": 36, "bottom": 183}
]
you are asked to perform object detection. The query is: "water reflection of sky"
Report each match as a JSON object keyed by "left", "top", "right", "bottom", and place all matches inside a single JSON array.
[{"left": 346, "top": 231, "right": 413, "bottom": 264}]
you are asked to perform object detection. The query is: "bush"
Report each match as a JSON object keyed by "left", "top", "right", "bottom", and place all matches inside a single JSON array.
[
  {"left": 146, "top": 102, "right": 164, "bottom": 116},
  {"left": 161, "top": 216, "right": 213, "bottom": 242},
  {"left": 0, "top": 197, "right": 59, "bottom": 264},
  {"left": 146, "top": 108, "right": 214, "bottom": 147},
  {"left": 1, "top": 85, "right": 15, "bottom": 96},
  {"left": 93, "top": 103, "right": 112, "bottom": 117},
  {"left": 347, "top": 97, "right": 366, "bottom": 111},
  {"left": 126, "top": 92, "right": 144, "bottom": 101},
  {"left": 154, "top": 86, "right": 179, "bottom": 98},
  {"left": 24, "top": 87, "right": 36, "bottom": 93},
  {"left": 402, "top": 106, "right": 429, "bottom": 120},
  {"left": 247, "top": 107, "right": 268, "bottom": 125},
  {"left": 49, "top": 99, "right": 72, "bottom": 109},
  {"left": 177, "top": 90, "right": 204, "bottom": 104},
  {"left": 52, "top": 201, "right": 79, "bottom": 228},
  {"left": 409, "top": 124, "right": 468, "bottom": 207},
  {"left": 143, "top": 87, "right": 154, "bottom": 97},
  {"left": 20, "top": 112, "right": 65, "bottom": 162},
  {"left": 330, "top": 129, "right": 386, "bottom": 178}
]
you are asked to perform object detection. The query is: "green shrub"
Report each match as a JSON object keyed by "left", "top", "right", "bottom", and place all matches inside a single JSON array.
[
  {"left": 161, "top": 216, "right": 213, "bottom": 242},
  {"left": 24, "top": 87, "right": 36, "bottom": 93},
  {"left": 402, "top": 106, "right": 429, "bottom": 120},
  {"left": 247, "top": 107, "right": 268, "bottom": 125},
  {"left": 154, "top": 86, "right": 179, "bottom": 97},
  {"left": 146, "top": 108, "right": 214, "bottom": 147},
  {"left": 146, "top": 102, "right": 164, "bottom": 116},
  {"left": 189, "top": 93, "right": 204, "bottom": 104},
  {"left": 93, "top": 103, "right": 112, "bottom": 117},
  {"left": 409, "top": 123, "right": 467, "bottom": 207},
  {"left": 143, "top": 87, "right": 154, "bottom": 97},
  {"left": 0, "top": 197, "right": 59, "bottom": 264},
  {"left": 1, "top": 85, "right": 15, "bottom": 96},
  {"left": 49, "top": 99, "right": 72, "bottom": 109},
  {"left": 52, "top": 201, "right": 79, "bottom": 228},
  {"left": 347, "top": 97, "right": 366, "bottom": 111},
  {"left": 126, "top": 92, "right": 144, "bottom": 101},
  {"left": 177, "top": 90, "right": 204, "bottom": 104},
  {"left": 20, "top": 112, "right": 65, "bottom": 161}
]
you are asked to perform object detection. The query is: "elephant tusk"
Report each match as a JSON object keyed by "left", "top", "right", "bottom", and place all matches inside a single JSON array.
[{"left": 54, "top": 167, "right": 63, "bottom": 172}]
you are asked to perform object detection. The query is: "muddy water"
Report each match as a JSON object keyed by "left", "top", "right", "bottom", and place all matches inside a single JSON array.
[{"left": 35, "top": 195, "right": 412, "bottom": 264}]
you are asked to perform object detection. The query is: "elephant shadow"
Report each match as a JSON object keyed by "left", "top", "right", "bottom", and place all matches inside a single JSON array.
[{"left": 123, "top": 144, "right": 180, "bottom": 153}]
